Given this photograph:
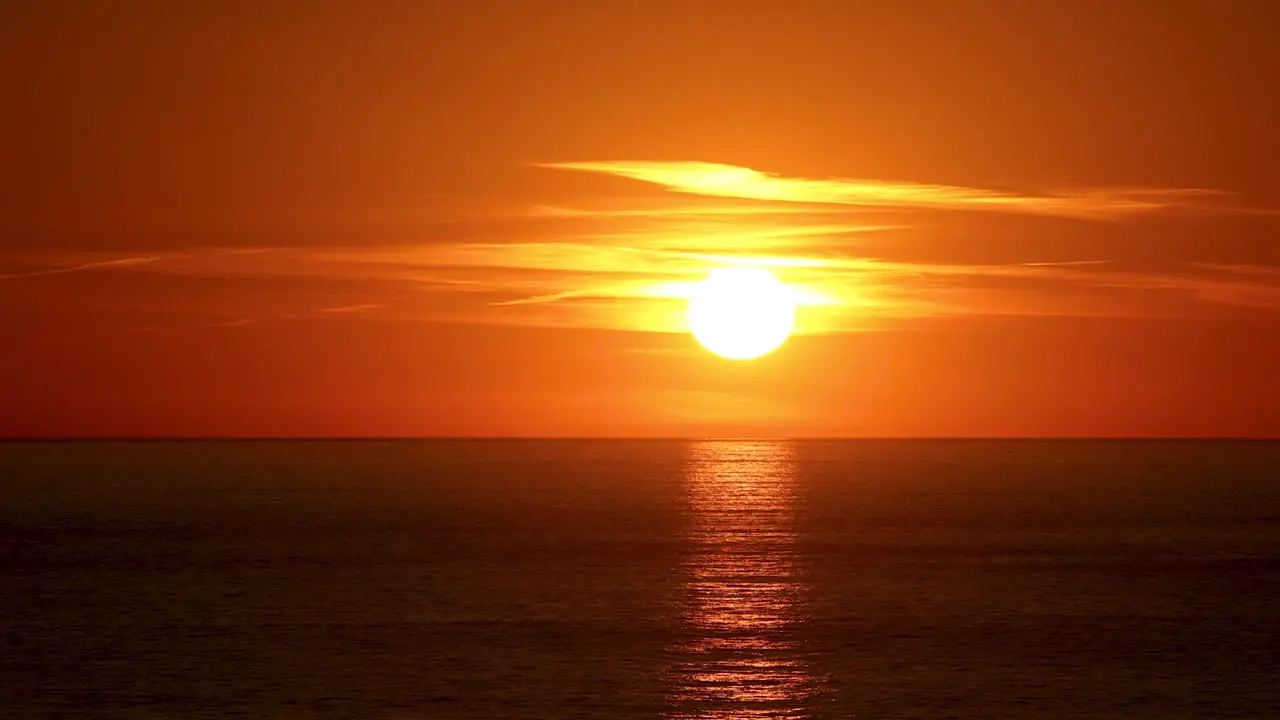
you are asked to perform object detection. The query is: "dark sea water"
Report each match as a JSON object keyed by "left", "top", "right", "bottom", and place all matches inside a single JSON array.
[{"left": 2, "top": 440, "right": 1278, "bottom": 719}]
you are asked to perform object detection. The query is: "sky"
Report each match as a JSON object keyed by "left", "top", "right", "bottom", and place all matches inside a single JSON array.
[{"left": 2, "top": 0, "right": 1278, "bottom": 437}]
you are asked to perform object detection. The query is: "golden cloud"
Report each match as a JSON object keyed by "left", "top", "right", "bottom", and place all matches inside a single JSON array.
[{"left": 541, "top": 160, "right": 1225, "bottom": 219}]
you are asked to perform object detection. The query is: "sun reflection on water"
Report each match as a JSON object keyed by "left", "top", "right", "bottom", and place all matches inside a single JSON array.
[{"left": 667, "top": 440, "right": 826, "bottom": 718}]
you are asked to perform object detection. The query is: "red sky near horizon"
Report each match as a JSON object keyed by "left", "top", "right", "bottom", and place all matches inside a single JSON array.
[{"left": 2, "top": 1, "right": 1278, "bottom": 437}]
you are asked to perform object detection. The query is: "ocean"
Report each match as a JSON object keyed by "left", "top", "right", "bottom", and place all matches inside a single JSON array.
[{"left": 1, "top": 439, "right": 1277, "bottom": 718}]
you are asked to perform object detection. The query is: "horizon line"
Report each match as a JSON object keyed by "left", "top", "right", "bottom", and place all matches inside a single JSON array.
[{"left": 2, "top": 436, "right": 1276, "bottom": 442}]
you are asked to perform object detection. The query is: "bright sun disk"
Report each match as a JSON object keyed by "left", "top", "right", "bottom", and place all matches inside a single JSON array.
[{"left": 687, "top": 267, "right": 795, "bottom": 360}]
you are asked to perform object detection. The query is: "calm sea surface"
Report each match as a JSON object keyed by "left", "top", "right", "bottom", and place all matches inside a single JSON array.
[{"left": 1, "top": 440, "right": 1278, "bottom": 719}]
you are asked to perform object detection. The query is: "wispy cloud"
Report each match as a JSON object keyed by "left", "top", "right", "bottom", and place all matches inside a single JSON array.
[
  {"left": 194, "top": 304, "right": 388, "bottom": 332},
  {"left": 541, "top": 161, "right": 1228, "bottom": 219},
  {"left": 8, "top": 161, "right": 1273, "bottom": 334},
  {"left": 1196, "top": 263, "right": 1280, "bottom": 277},
  {"left": 207, "top": 317, "right": 258, "bottom": 329},
  {"left": 105, "top": 240, "right": 1278, "bottom": 334},
  {"left": 0, "top": 248, "right": 274, "bottom": 281},
  {"left": 528, "top": 202, "right": 850, "bottom": 218},
  {"left": 0, "top": 255, "right": 166, "bottom": 280},
  {"left": 319, "top": 303, "right": 385, "bottom": 314}
]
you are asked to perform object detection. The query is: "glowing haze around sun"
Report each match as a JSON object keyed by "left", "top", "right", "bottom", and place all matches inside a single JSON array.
[{"left": 687, "top": 267, "right": 796, "bottom": 360}]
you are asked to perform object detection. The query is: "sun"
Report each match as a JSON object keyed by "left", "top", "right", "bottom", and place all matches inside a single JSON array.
[{"left": 687, "top": 267, "right": 796, "bottom": 360}]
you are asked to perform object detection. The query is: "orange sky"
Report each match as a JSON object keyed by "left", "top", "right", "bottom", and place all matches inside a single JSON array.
[{"left": 2, "top": 1, "right": 1278, "bottom": 437}]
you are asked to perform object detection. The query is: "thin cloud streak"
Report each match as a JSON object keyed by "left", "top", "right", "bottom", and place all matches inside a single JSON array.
[
  {"left": 0, "top": 255, "right": 167, "bottom": 280},
  {"left": 193, "top": 304, "right": 389, "bottom": 332},
  {"left": 320, "top": 303, "right": 385, "bottom": 314},
  {"left": 76, "top": 240, "right": 1280, "bottom": 334},
  {"left": 542, "top": 161, "right": 1229, "bottom": 219},
  {"left": 1196, "top": 263, "right": 1280, "bottom": 277},
  {"left": 528, "top": 203, "right": 852, "bottom": 218},
  {"left": 0, "top": 248, "right": 274, "bottom": 281}
]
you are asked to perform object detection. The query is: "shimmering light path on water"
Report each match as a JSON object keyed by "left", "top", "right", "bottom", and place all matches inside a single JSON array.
[{"left": 668, "top": 441, "right": 829, "bottom": 718}]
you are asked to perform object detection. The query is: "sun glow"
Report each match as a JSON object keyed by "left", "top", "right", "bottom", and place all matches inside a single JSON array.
[{"left": 687, "top": 267, "right": 796, "bottom": 360}]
